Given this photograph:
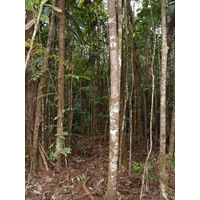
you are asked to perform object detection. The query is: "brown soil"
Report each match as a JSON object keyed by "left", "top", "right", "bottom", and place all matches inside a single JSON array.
[{"left": 25, "top": 141, "right": 175, "bottom": 200}]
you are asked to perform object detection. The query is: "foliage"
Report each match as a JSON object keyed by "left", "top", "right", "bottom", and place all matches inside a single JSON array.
[
  {"left": 48, "top": 131, "right": 71, "bottom": 161},
  {"left": 71, "top": 173, "right": 86, "bottom": 183},
  {"left": 132, "top": 161, "right": 154, "bottom": 177},
  {"left": 166, "top": 154, "right": 175, "bottom": 173}
]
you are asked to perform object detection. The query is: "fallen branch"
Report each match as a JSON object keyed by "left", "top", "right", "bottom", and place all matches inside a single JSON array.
[
  {"left": 38, "top": 145, "right": 49, "bottom": 172},
  {"left": 38, "top": 141, "right": 56, "bottom": 167},
  {"left": 82, "top": 177, "right": 94, "bottom": 200}
]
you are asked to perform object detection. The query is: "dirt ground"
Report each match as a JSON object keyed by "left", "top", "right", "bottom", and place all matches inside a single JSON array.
[{"left": 25, "top": 140, "right": 175, "bottom": 200}]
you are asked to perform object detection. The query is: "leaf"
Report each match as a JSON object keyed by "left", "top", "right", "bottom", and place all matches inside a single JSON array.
[
  {"left": 25, "top": 19, "right": 35, "bottom": 30},
  {"left": 25, "top": 0, "right": 32, "bottom": 11},
  {"left": 62, "top": 132, "right": 68, "bottom": 136},
  {"left": 25, "top": 40, "right": 31, "bottom": 48},
  {"left": 32, "top": 0, "right": 39, "bottom": 4},
  {"left": 25, "top": 0, "right": 39, "bottom": 11},
  {"left": 45, "top": 4, "right": 62, "bottom": 13},
  {"left": 54, "top": 116, "right": 58, "bottom": 120},
  {"left": 66, "top": 25, "right": 82, "bottom": 43},
  {"left": 66, "top": 74, "right": 91, "bottom": 81},
  {"left": 48, "top": 143, "right": 55, "bottom": 149},
  {"left": 40, "top": 14, "right": 49, "bottom": 24},
  {"left": 77, "top": 176, "right": 80, "bottom": 182},
  {"left": 166, "top": 4, "right": 175, "bottom": 16},
  {"left": 60, "top": 147, "right": 71, "bottom": 157},
  {"left": 68, "top": 14, "right": 84, "bottom": 41}
]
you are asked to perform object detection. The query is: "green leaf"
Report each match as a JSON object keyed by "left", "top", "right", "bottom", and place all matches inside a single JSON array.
[
  {"left": 77, "top": 176, "right": 80, "bottom": 182},
  {"left": 166, "top": 4, "right": 175, "bottom": 16},
  {"left": 48, "top": 143, "right": 55, "bottom": 149},
  {"left": 45, "top": 4, "right": 62, "bottom": 13},
  {"left": 25, "top": 0, "right": 39, "bottom": 11},
  {"left": 25, "top": 19, "right": 35, "bottom": 30},
  {"left": 25, "top": 0, "right": 32, "bottom": 11},
  {"left": 32, "top": 0, "right": 39, "bottom": 4},
  {"left": 63, "top": 13, "right": 84, "bottom": 43},
  {"left": 66, "top": 74, "right": 91, "bottom": 81},
  {"left": 60, "top": 147, "right": 71, "bottom": 157},
  {"left": 66, "top": 25, "right": 82, "bottom": 44},
  {"left": 62, "top": 132, "right": 68, "bottom": 136},
  {"left": 40, "top": 14, "right": 49, "bottom": 24}
]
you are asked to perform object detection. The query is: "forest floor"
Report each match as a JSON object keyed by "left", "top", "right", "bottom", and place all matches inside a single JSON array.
[{"left": 25, "top": 139, "right": 175, "bottom": 200}]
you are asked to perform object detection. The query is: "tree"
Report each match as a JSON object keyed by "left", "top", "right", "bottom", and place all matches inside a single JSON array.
[
  {"left": 25, "top": 10, "right": 37, "bottom": 161},
  {"left": 31, "top": 0, "right": 57, "bottom": 173},
  {"left": 160, "top": 0, "right": 169, "bottom": 199},
  {"left": 105, "top": 0, "right": 120, "bottom": 198},
  {"left": 56, "top": 0, "right": 66, "bottom": 169}
]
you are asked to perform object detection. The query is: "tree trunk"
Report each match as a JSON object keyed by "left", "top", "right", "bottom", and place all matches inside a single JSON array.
[
  {"left": 25, "top": 10, "right": 37, "bottom": 160},
  {"left": 105, "top": 0, "right": 120, "bottom": 198},
  {"left": 160, "top": 0, "right": 169, "bottom": 199},
  {"left": 56, "top": 0, "right": 66, "bottom": 169},
  {"left": 169, "top": 38, "right": 175, "bottom": 156},
  {"left": 31, "top": 0, "right": 57, "bottom": 174},
  {"left": 119, "top": 0, "right": 127, "bottom": 169}
]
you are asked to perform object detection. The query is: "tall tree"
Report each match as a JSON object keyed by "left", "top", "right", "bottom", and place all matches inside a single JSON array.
[
  {"left": 169, "top": 38, "right": 175, "bottom": 156},
  {"left": 31, "top": 0, "right": 57, "bottom": 173},
  {"left": 56, "top": 0, "right": 66, "bottom": 169},
  {"left": 25, "top": 10, "right": 37, "bottom": 160},
  {"left": 105, "top": 0, "right": 120, "bottom": 198},
  {"left": 160, "top": 0, "right": 169, "bottom": 199}
]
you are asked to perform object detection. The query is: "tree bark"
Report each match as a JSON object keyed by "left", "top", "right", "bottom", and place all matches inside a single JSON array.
[
  {"left": 169, "top": 38, "right": 175, "bottom": 156},
  {"left": 25, "top": 10, "right": 37, "bottom": 160},
  {"left": 31, "top": 0, "right": 57, "bottom": 174},
  {"left": 56, "top": 0, "right": 66, "bottom": 169},
  {"left": 160, "top": 0, "right": 169, "bottom": 199},
  {"left": 105, "top": 0, "right": 120, "bottom": 198}
]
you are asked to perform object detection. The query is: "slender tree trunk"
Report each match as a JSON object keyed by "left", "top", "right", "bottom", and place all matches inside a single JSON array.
[
  {"left": 160, "top": 0, "right": 169, "bottom": 199},
  {"left": 96, "top": 4, "right": 101, "bottom": 133},
  {"left": 144, "top": 6, "right": 149, "bottom": 138},
  {"left": 56, "top": 0, "right": 66, "bottom": 169},
  {"left": 169, "top": 38, "right": 175, "bottom": 156},
  {"left": 31, "top": 0, "right": 57, "bottom": 173},
  {"left": 119, "top": 0, "right": 127, "bottom": 169},
  {"left": 25, "top": 10, "right": 37, "bottom": 159},
  {"left": 67, "top": 29, "right": 73, "bottom": 147},
  {"left": 140, "top": 3, "right": 157, "bottom": 197},
  {"left": 129, "top": 34, "right": 134, "bottom": 175},
  {"left": 105, "top": 0, "right": 120, "bottom": 198}
]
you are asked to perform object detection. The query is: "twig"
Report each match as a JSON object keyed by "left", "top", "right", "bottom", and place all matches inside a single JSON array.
[{"left": 77, "top": 191, "right": 96, "bottom": 199}]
